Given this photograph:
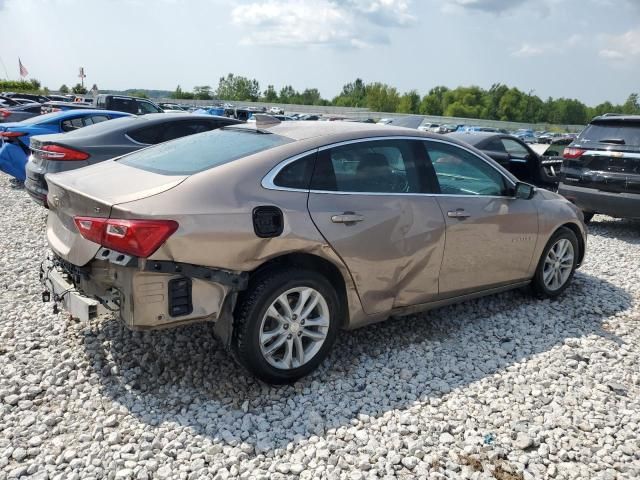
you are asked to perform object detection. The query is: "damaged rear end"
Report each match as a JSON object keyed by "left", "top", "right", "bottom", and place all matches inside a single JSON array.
[{"left": 43, "top": 159, "right": 247, "bottom": 329}]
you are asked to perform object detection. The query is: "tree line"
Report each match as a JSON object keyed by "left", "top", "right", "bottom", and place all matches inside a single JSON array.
[{"left": 172, "top": 74, "right": 640, "bottom": 125}]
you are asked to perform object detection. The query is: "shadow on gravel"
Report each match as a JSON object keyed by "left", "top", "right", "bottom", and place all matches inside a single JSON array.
[{"left": 81, "top": 269, "right": 631, "bottom": 453}]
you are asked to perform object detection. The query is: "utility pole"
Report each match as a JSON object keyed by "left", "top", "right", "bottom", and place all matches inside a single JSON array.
[{"left": 78, "top": 67, "right": 86, "bottom": 88}]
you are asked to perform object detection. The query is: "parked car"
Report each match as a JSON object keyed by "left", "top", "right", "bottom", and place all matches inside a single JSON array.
[
  {"left": 2, "top": 92, "right": 50, "bottom": 104},
  {"left": 0, "top": 109, "right": 130, "bottom": 184},
  {"left": 269, "top": 106, "right": 284, "bottom": 114},
  {"left": 26, "top": 113, "right": 241, "bottom": 205},
  {"left": 41, "top": 120, "right": 586, "bottom": 383},
  {"left": 448, "top": 132, "right": 562, "bottom": 190},
  {"left": 558, "top": 114, "right": 640, "bottom": 223},
  {"left": 159, "top": 103, "right": 187, "bottom": 113},
  {"left": 0, "top": 103, "right": 43, "bottom": 123},
  {"left": 41, "top": 94, "right": 164, "bottom": 115},
  {"left": 514, "top": 129, "right": 537, "bottom": 144},
  {"left": 0, "top": 95, "right": 27, "bottom": 107}
]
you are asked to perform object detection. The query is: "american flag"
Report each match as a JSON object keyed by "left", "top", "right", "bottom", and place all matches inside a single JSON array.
[{"left": 18, "top": 58, "right": 28, "bottom": 78}]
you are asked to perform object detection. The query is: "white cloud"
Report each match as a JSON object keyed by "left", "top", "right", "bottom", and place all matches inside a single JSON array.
[
  {"left": 599, "top": 28, "right": 640, "bottom": 61},
  {"left": 231, "top": 0, "right": 415, "bottom": 48},
  {"left": 442, "top": 0, "right": 527, "bottom": 14},
  {"left": 511, "top": 43, "right": 546, "bottom": 57}
]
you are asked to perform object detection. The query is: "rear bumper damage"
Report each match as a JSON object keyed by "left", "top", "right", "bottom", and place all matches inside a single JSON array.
[{"left": 40, "top": 250, "right": 248, "bottom": 331}]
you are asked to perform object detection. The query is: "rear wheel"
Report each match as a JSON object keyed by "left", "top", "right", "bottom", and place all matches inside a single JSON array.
[
  {"left": 233, "top": 269, "right": 340, "bottom": 384},
  {"left": 531, "top": 227, "right": 579, "bottom": 298}
]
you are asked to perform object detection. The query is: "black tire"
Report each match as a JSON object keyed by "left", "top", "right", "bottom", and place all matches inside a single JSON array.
[
  {"left": 582, "top": 212, "right": 595, "bottom": 224},
  {"left": 531, "top": 227, "right": 579, "bottom": 298},
  {"left": 233, "top": 268, "right": 341, "bottom": 384}
]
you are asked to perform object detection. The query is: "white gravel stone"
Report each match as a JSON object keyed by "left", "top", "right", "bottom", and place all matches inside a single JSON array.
[{"left": 0, "top": 177, "right": 639, "bottom": 479}]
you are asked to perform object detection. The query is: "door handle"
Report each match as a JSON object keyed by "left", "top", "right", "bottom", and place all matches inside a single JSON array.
[
  {"left": 447, "top": 209, "right": 470, "bottom": 219},
  {"left": 331, "top": 212, "right": 364, "bottom": 224}
]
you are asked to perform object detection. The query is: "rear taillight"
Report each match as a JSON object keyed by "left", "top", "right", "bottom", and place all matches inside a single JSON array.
[
  {"left": 0, "top": 109, "right": 10, "bottom": 118},
  {"left": 73, "top": 217, "right": 178, "bottom": 258},
  {"left": 563, "top": 147, "right": 586, "bottom": 159},
  {"left": 0, "top": 131, "right": 26, "bottom": 138},
  {"left": 39, "top": 144, "right": 89, "bottom": 161}
]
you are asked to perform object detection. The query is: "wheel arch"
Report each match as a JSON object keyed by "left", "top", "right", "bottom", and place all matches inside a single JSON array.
[
  {"left": 249, "top": 252, "right": 352, "bottom": 328},
  {"left": 559, "top": 222, "right": 585, "bottom": 267}
]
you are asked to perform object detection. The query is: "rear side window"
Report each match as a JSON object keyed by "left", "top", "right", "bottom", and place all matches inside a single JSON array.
[
  {"left": 273, "top": 153, "right": 316, "bottom": 189},
  {"left": 109, "top": 98, "right": 138, "bottom": 114},
  {"left": 137, "top": 101, "right": 162, "bottom": 114},
  {"left": 127, "top": 125, "right": 162, "bottom": 144},
  {"left": 87, "top": 115, "right": 109, "bottom": 125},
  {"left": 578, "top": 122, "right": 640, "bottom": 147},
  {"left": 119, "top": 128, "right": 292, "bottom": 175},
  {"left": 60, "top": 117, "right": 86, "bottom": 132},
  {"left": 160, "top": 120, "right": 215, "bottom": 142},
  {"left": 311, "top": 140, "right": 422, "bottom": 193}
]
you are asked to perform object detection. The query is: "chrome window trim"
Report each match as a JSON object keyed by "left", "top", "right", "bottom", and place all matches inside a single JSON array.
[
  {"left": 261, "top": 135, "right": 517, "bottom": 197},
  {"left": 124, "top": 133, "right": 152, "bottom": 146}
]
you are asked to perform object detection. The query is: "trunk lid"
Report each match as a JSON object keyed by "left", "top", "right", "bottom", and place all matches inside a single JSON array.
[{"left": 47, "top": 160, "right": 186, "bottom": 266}]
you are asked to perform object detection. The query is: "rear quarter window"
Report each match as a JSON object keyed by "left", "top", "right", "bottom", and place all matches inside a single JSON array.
[{"left": 119, "top": 128, "right": 292, "bottom": 175}]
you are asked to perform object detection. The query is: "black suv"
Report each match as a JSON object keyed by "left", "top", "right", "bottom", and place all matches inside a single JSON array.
[{"left": 558, "top": 114, "right": 640, "bottom": 222}]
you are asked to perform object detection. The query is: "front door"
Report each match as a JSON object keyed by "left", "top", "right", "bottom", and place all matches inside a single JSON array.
[
  {"left": 424, "top": 140, "right": 539, "bottom": 297},
  {"left": 307, "top": 139, "right": 446, "bottom": 314}
]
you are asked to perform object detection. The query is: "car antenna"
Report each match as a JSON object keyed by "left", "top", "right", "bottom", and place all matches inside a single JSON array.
[{"left": 255, "top": 114, "right": 281, "bottom": 130}]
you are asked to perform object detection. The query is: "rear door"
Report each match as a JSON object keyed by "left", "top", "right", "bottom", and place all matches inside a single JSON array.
[
  {"left": 307, "top": 138, "right": 446, "bottom": 314},
  {"left": 424, "top": 140, "right": 538, "bottom": 297}
]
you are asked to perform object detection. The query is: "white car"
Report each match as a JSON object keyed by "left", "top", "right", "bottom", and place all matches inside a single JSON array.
[{"left": 269, "top": 106, "right": 284, "bottom": 115}]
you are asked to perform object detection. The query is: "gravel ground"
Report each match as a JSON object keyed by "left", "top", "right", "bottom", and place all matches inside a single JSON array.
[{"left": 0, "top": 174, "right": 638, "bottom": 480}]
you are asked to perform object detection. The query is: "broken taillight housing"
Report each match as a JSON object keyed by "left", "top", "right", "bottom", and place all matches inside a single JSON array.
[
  {"left": 563, "top": 148, "right": 586, "bottom": 160},
  {"left": 73, "top": 217, "right": 178, "bottom": 258}
]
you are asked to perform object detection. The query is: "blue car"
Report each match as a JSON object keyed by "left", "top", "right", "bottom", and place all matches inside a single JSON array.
[{"left": 0, "top": 109, "right": 131, "bottom": 182}]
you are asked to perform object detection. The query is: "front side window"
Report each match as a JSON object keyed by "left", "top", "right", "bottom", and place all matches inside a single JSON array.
[
  {"left": 311, "top": 140, "right": 422, "bottom": 193},
  {"left": 425, "top": 141, "right": 509, "bottom": 196},
  {"left": 501, "top": 138, "right": 529, "bottom": 157}
]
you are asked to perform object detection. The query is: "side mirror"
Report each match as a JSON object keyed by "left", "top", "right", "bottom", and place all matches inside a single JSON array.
[{"left": 515, "top": 182, "right": 535, "bottom": 200}]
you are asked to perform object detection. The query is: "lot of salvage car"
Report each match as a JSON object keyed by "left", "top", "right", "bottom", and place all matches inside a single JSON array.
[{"left": 0, "top": 175, "right": 638, "bottom": 478}]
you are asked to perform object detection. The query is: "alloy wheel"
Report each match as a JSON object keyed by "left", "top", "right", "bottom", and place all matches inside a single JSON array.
[
  {"left": 543, "top": 238, "right": 574, "bottom": 291},
  {"left": 259, "top": 287, "right": 330, "bottom": 370}
]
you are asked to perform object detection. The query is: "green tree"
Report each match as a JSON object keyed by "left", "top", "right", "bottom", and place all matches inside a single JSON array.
[
  {"left": 396, "top": 90, "right": 420, "bottom": 114},
  {"left": 215, "top": 73, "right": 260, "bottom": 101},
  {"left": 333, "top": 78, "right": 367, "bottom": 107},
  {"left": 365, "top": 82, "right": 400, "bottom": 112},
  {"left": 59, "top": 84, "right": 69, "bottom": 94},
  {"left": 278, "top": 85, "right": 298, "bottom": 104},
  {"left": 193, "top": 85, "right": 213, "bottom": 100},
  {"left": 263, "top": 85, "right": 278, "bottom": 102},
  {"left": 622, "top": 93, "right": 640, "bottom": 115},
  {"left": 419, "top": 86, "right": 449, "bottom": 115},
  {"left": 71, "top": 83, "right": 87, "bottom": 94}
]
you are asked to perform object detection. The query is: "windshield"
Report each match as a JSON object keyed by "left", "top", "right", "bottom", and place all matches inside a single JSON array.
[
  {"left": 118, "top": 128, "right": 293, "bottom": 175},
  {"left": 578, "top": 122, "right": 640, "bottom": 147}
]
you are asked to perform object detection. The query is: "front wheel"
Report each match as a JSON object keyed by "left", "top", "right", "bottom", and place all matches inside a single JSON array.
[
  {"left": 531, "top": 227, "right": 579, "bottom": 298},
  {"left": 233, "top": 269, "right": 340, "bottom": 384}
]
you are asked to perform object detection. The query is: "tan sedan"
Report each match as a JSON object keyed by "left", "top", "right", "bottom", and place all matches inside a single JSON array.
[{"left": 42, "top": 119, "right": 587, "bottom": 383}]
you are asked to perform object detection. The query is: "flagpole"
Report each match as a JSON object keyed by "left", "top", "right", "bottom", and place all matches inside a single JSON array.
[{"left": 0, "top": 56, "right": 9, "bottom": 80}]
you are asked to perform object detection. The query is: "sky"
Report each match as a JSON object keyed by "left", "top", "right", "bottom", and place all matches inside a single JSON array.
[{"left": 0, "top": 0, "right": 639, "bottom": 106}]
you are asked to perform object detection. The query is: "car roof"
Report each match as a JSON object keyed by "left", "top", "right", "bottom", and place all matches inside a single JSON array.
[
  {"left": 232, "top": 120, "right": 431, "bottom": 142},
  {"left": 592, "top": 114, "right": 640, "bottom": 123},
  {"left": 447, "top": 131, "right": 499, "bottom": 145}
]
